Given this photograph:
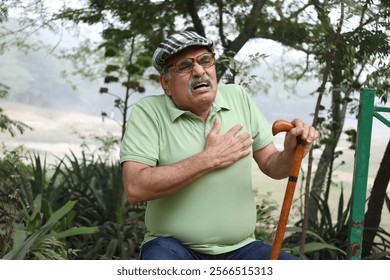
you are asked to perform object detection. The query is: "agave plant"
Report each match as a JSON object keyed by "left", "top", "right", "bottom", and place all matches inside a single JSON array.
[
  {"left": 56, "top": 151, "right": 145, "bottom": 259},
  {"left": 362, "top": 226, "right": 390, "bottom": 260},
  {"left": 282, "top": 183, "right": 390, "bottom": 260},
  {"left": 0, "top": 150, "right": 98, "bottom": 259},
  {"left": 3, "top": 198, "right": 98, "bottom": 260},
  {"left": 281, "top": 186, "right": 350, "bottom": 259}
]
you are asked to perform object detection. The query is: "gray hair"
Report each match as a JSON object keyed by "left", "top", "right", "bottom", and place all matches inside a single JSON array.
[{"left": 162, "top": 67, "right": 172, "bottom": 80}]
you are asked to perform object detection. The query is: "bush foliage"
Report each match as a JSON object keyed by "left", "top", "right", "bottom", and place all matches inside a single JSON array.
[{"left": 1, "top": 144, "right": 389, "bottom": 259}]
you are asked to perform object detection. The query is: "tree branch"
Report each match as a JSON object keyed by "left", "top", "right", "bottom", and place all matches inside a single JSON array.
[
  {"left": 186, "top": 0, "right": 206, "bottom": 37},
  {"left": 300, "top": 0, "right": 345, "bottom": 255}
]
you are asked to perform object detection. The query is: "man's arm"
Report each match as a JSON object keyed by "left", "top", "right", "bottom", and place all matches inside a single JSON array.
[
  {"left": 122, "top": 118, "right": 253, "bottom": 204},
  {"left": 253, "top": 118, "right": 319, "bottom": 179},
  {"left": 123, "top": 154, "right": 214, "bottom": 204}
]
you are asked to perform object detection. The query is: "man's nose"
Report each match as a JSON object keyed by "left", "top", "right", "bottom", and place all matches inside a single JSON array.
[{"left": 192, "top": 62, "right": 206, "bottom": 76}]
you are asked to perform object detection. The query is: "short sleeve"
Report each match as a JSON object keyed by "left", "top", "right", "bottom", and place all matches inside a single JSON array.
[
  {"left": 240, "top": 86, "right": 273, "bottom": 151},
  {"left": 119, "top": 100, "right": 160, "bottom": 167}
]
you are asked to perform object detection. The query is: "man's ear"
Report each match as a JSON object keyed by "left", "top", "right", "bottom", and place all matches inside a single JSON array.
[{"left": 160, "top": 75, "right": 171, "bottom": 96}]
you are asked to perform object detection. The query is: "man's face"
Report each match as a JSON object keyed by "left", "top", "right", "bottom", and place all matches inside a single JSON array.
[{"left": 160, "top": 46, "right": 218, "bottom": 119}]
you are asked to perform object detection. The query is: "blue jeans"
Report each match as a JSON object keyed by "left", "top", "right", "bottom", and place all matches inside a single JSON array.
[{"left": 140, "top": 237, "right": 300, "bottom": 260}]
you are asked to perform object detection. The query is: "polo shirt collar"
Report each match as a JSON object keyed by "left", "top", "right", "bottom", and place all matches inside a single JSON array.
[{"left": 164, "top": 90, "right": 231, "bottom": 122}]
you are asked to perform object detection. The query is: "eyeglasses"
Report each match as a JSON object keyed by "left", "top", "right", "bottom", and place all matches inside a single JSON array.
[{"left": 165, "top": 53, "right": 215, "bottom": 74}]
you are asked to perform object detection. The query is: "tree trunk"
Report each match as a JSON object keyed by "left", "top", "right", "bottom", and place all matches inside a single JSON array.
[
  {"left": 308, "top": 89, "right": 349, "bottom": 222},
  {"left": 362, "top": 139, "right": 390, "bottom": 257}
]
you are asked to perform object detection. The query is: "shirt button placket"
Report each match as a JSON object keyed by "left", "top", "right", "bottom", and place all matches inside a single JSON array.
[
  {"left": 204, "top": 113, "right": 216, "bottom": 137},
  {"left": 204, "top": 125, "right": 210, "bottom": 137}
]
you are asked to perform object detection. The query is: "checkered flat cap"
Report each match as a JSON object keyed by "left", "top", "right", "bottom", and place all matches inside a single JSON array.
[{"left": 152, "top": 31, "right": 214, "bottom": 74}]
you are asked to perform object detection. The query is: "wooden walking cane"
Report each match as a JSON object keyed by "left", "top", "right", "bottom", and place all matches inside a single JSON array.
[{"left": 269, "top": 120, "right": 305, "bottom": 260}]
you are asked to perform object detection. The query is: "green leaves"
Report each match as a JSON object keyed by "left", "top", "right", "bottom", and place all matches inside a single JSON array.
[
  {"left": 286, "top": 226, "right": 347, "bottom": 258},
  {"left": 3, "top": 200, "right": 85, "bottom": 260},
  {"left": 0, "top": 2, "right": 8, "bottom": 23},
  {"left": 0, "top": 82, "right": 32, "bottom": 136},
  {"left": 0, "top": 151, "right": 119, "bottom": 260},
  {"left": 53, "top": 151, "right": 145, "bottom": 259},
  {"left": 54, "top": 226, "right": 99, "bottom": 239},
  {"left": 291, "top": 242, "right": 346, "bottom": 256}
]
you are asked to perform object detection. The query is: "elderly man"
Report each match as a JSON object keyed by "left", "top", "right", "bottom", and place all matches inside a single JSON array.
[{"left": 120, "top": 31, "right": 319, "bottom": 260}]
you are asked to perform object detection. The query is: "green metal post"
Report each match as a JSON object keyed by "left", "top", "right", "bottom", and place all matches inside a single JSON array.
[{"left": 347, "top": 88, "right": 376, "bottom": 260}]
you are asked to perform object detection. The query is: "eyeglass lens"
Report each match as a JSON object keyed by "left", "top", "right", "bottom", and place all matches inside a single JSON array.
[{"left": 175, "top": 53, "right": 215, "bottom": 73}]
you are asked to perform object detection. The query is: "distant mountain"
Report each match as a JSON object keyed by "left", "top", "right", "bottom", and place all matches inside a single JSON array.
[{"left": 1, "top": 18, "right": 153, "bottom": 118}]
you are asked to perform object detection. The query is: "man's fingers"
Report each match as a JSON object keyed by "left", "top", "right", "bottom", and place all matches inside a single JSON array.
[
  {"left": 283, "top": 119, "right": 320, "bottom": 155},
  {"left": 243, "top": 137, "right": 254, "bottom": 150},
  {"left": 291, "top": 118, "right": 304, "bottom": 128},
  {"left": 294, "top": 123, "right": 319, "bottom": 143},
  {"left": 210, "top": 118, "right": 221, "bottom": 135},
  {"left": 226, "top": 123, "right": 244, "bottom": 136},
  {"left": 204, "top": 121, "right": 254, "bottom": 168}
]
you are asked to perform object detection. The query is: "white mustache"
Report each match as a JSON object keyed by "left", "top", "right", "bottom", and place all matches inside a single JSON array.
[{"left": 188, "top": 76, "right": 215, "bottom": 95}]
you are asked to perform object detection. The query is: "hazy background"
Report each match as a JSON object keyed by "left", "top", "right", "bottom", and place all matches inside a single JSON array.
[{"left": 1, "top": 27, "right": 389, "bottom": 230}]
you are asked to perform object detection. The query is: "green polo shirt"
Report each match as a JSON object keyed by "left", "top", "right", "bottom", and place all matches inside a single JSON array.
[{"left": 120, "top": 84, "right": 273, "bottom": 254}]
